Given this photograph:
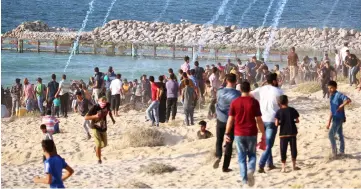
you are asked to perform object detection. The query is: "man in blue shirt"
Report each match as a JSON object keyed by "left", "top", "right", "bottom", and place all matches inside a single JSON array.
[
  {"left": 34, "top": 140, "right": 74, "bottom": 188},
  {"left": 213, "top": 73, "right": 241, "bottom": 172},
  {"left": 326, "top": 81, "right": 351, "bottom": 157}
]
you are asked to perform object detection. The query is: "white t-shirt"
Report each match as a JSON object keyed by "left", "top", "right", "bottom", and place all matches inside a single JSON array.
[
  {"left": 109, "top": 79, "right": 122, "bottom": 95},
  {"left": 251, "top": 85, "right": 283, "bottom": 123},
  {"left": 340, "top": 46, "right": 349, "bottom": 61},
  {"left": 335, "top": 54, "right": 341, "bottom": 66}
]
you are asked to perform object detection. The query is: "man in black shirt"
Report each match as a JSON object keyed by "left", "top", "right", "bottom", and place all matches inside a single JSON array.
[
  {"left": 275, "top": 95, "right": 300, "bottom": 173},
  {"left": 85, "top": 97, "right": 115, "bottom": 164},
  {"left": 345, "top": 50, "right": 361, "bottom": 87},
  {"left": 46, "top": 74, "right": 59, "bottom": 113},
  {"left": 320, "top": 61, "right": 337, "bottom": 98},
  {"left": 93, "top": 67, "right": 104, "bottom": 101},
  {"left": 194, "top": 61, "right": 205, "bottom": 102},
  {"left": 75, "top": 91, "right": 93, "bottom": 140}
]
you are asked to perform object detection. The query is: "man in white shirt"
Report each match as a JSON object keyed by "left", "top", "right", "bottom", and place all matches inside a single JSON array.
[
  {"left": 339, "top": 42, "right": 349, "bottom": 78},
  {"left": 55, "top": 74, "right": 71, "bottom": 118},
  {"left": 109, "top": 74, "right": 122, "bottom": 117},
  {"left": 181, "top": 56, "right": 190, "bottom": 73},
  {"left": 251, "top": 73, "right": 283, "bottom": 173}
]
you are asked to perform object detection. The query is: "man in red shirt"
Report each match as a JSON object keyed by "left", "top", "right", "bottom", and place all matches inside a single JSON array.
[
  {"left": 224, "top": 81, "right": 265, "bottom": 187},
  {"left": 145, "top": 76, "right": 163, "bottom": 127}
]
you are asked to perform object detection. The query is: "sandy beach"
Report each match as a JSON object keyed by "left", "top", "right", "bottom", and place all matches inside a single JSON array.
[{"left": 1, "top": 83, "right": 361, "bottom": 188}]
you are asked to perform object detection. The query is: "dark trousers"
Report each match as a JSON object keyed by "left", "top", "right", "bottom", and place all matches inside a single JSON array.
[
  {"left": 54, "top": 106, "right": 60, "bottom": 117},
  {"left": 216, "top": 119, "right": 234, "bottom": 170},
  {"left": 166, "top": 98, "right": 177, "bottom": 121},
  {"left": 60, "top": 93, "right": 69, "bottom": 117},
  {"left": 280, "top": 136, "right": 297, "bottom": 162},
  {"left": 111, "top": 94, "right": 120, "bottom": 111},
  {"left": 321, "top": 79, "right": 330, "bottom": 98},
  {"left": 106, "top": 90, "right": 111, "bottom": 104},
  {"left": 342, "top": 64, "right": 349, "bottom": 78}
]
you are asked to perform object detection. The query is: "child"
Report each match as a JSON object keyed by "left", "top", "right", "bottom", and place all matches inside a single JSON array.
[
  {"left": 275, "top": 95, "right": 300, "bottom": 172},
  {"left": 53, "top": 97, "right": 60, "bottom": 118},
  {"left": 182, "top": 79, "right": 197, "bottom": 126},
  {"left": 205, "top": 80, "right": 216, "bottom": 119},
  {"left": 34, "top": 140, "right": 74, "bottom": 188},
  {"left": 197, "top": 121, "right": 213, "bottom": 139},
  {"left": 40, "top": 124, "right": 53, "bottom": 162},
  {"left": 326, "top": 81, "right": 351, "bottom": 157}
]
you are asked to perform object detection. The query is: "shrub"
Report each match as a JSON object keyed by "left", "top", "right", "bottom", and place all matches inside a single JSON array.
[
  {"left": 139, "top": 162, "right": 176, "bottom": 175},
  {"left": 122, "top": 127, "right": 164, "bottom": 147},
  {"left": 116, "top": 180, "right": 151, "bottom": 188},
  {"left": 292, "top": 81, "right": 321, "bottom": 94}
]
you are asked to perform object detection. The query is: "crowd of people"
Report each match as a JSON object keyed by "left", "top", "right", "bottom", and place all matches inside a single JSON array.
[{"left": 1, "top": 44, "right": 358, "bottom": 188}]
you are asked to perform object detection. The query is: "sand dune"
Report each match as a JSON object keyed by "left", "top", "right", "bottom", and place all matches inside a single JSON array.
[{"left": 1, "top": 83, "right": 361, "bottom": 188}]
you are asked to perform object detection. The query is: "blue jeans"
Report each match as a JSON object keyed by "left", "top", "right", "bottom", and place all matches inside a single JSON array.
[
  {"left": 146, "top": 101, "right": 159, "bottom": 125},
  {"left": 259, "top": 122, "right": 278, "bottom": 168},
  {"left": 329, "top": 118, "right": 345, "bottom": 154},
  {"left": 349, "top": 66, "right": 359, "bottom": 85},
  {"left": 37, "top": 96, "right": 44, "bottom": 114},
  {"left": 235, "top": 136, "right": 257, "bottom": 184},
  {"left": 25, "top": 99, "right": 33, "bottom": 111}
]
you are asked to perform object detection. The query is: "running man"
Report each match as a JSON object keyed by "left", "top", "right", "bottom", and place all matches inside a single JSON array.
[
  {"left": 85, "top": 97, "right": 115, "bottom": 164},
  {"left": 74, "top": 91, "right": 93, "bottom": 140}
]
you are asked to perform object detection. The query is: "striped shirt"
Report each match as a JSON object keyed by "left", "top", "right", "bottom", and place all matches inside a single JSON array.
[
  {"left": 42, "top": 115, "right": 59, "bottom": 134},
  {"left": 58, "top": 80, "right": 71, "bottom": 95}
]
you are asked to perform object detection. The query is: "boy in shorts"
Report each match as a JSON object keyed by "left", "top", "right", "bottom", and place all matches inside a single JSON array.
[{"left": 85, "top": 97, "right": 115, "bottom": 164}]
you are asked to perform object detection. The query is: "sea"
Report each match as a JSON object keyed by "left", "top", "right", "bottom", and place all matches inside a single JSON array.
[{"left": 1, "top": 0, "right": 361, "bottom": 86}]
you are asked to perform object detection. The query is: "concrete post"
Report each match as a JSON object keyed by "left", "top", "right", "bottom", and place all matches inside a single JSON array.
[
  {"left": 54, "top": 40, "right": 57, "bottom": 53},
  {"left": 37, "top": 40, "right": 40, "bottom": 53},
  {"left": 153, "top": 45, "right": 157, "bottom": 57},
  {"left": 172, "top": 45, "right": 176, "bottom": 59},
  {"left": 93, "top": 40, "right": 97, "bottom": 54},
  {"left": 131, "top": 43, "right": 138, "bottom": 57}
]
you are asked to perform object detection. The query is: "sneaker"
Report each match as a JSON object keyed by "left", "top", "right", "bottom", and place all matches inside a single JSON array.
[
  {"left": 258, "top": 167, "right": 266, "bottom": 173},
  {"left": 222, "top": 168, "right": 233, "bottom": 173},
  {"left": 247, "top": 171, "right": 255, "bottom": 187},
  {"left": 267, "top": 165, "right": 277, "bottom": 171},
  {"left": 213, "top": 158, "right": 221, "bottom": 169}
]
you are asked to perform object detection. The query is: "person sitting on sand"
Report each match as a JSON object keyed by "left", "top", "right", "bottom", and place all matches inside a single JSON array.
[
  {"left": 326, "top": 81, "right": 351, "bottom": 157},
  {"left": 197, "top": 121, "right": 213, "bottom": 139},
  {"left": 85, "top": 97, "right": 115, "bottom": 164},
  {"left": 275, "top": 95, "right": 300, "bottom": 172},
  {"left": 42, "top": 109, "right": 60, "bottom": 134},
  {"left": 33, "top": 140, "right": 74, "bottom": 188}
]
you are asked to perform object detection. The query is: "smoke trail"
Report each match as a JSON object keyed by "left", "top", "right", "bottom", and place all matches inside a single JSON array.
[
  {"left": 155, "top": 0, "right": 171, "bottom": 22},
  {"left": 64, "top": 0, "right": 96, "bottom": 72},
  {"left": 224, "top": 0, "right": 238, "bottom": 26},
  {"left": 322, "top": 0, "right": 340, "bottom": 28},
  {"left": 255, "top": 0, "right": 275, "bottom": 46},
  {"left": 339, "top": 0, "right": 352, "bottom": 28},
  {"left": 102, "top": 0, "right": 117, "bottom": 26},
  {"left": 262, "top": 0, "right": 288, "bottom": 61},
  {"left": 193, "top": 0, "right": 231, "bottom": 62},
  {"left": 238, "top": 0, "right": 259, "bottom": 27}
]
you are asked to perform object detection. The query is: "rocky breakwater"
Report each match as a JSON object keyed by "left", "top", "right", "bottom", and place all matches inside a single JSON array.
[
  {"left": 4, "top": 20, "right": 361, "bottom": 51},
  {"left": 3, "top": 21, "right": 92, "bottom": 41}
]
